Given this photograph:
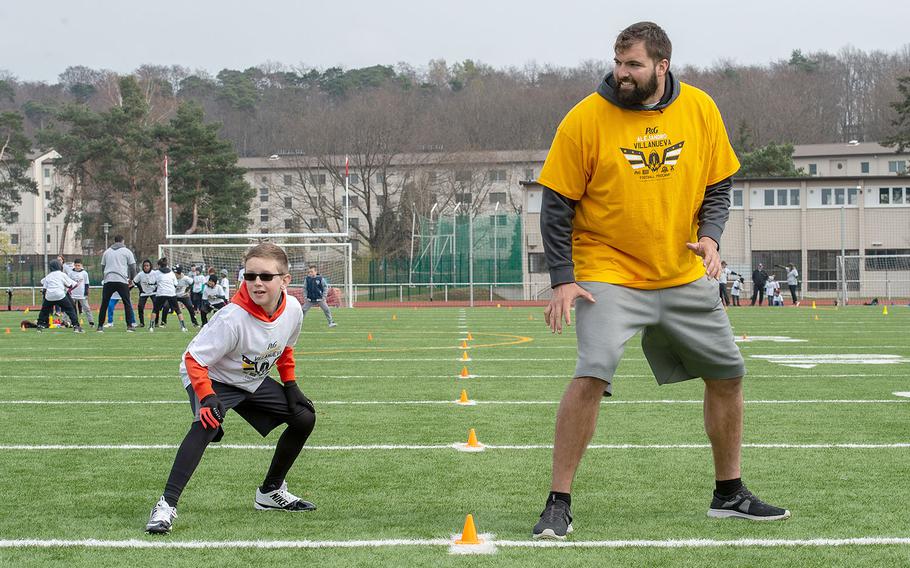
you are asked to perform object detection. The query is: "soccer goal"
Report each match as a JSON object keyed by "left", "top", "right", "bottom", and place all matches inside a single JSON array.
[
  {"left": 159, "top": 238, "right": 353, "bottom": 308},
  {"left": 836, "top": 254, "right": 910, "bottom": 305}
]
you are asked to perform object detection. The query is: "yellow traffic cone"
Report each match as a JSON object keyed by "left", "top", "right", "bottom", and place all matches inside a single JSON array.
[
  {"left": 460, "top": 340, "right": 468, "bottom": 349},
  {"left": 454, "top": 514, "right": 482, "bottom": 545},
  {"left": 811, "top": 300, "right": 816, "bottom": 309},
  {"left": 458, "top": 389, "right": 471, "bottom": 404},
  {"left": 367, "top": 332, "right": 373, "bottom": 341},
  {"left": 466, "top": 428, "right": 481, "bottom": 448},
  {"left": 528, "top": 314, "right": 534, "bottom": 320},
  {"left": 392, "top": 314, "right": 397, "bottom": 320},
  {"left": 24, "top": 308, "right": 29, "bottom": 314},
  {"left": 883, "top": 305, "right": 889, "bottom": 316},
  {"left": 460, "top": 351, "right": 471, "bottom": 361},
  {"left": 496, "top": 303, "right": 501, "bottom": 308},
  {"left": 814, "top": 314, "right": 820, "bottom": 321}
]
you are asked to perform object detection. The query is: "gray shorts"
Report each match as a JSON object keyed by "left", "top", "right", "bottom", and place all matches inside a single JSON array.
[{"left": 574, "top": 277, "right": 745, "bottom": 396}]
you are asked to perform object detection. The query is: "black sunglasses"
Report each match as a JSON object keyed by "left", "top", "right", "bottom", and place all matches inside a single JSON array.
[{"left": 243, "top": 272, "right": 285, "bottom": 282}]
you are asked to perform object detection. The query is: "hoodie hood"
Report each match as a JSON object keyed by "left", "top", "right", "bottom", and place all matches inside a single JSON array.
[
  {"left": 158, "top": 267, "right": 171, "bottom": 274},
  {"left": 49, "top": 259, "right": 63, "bottom": 272},
  {"left": 232, "top": 281, "right": 287, "bottom": 323},
  {"left": 597, "top": 70, "right": 680, "bottom": 111},
  {"left": 111, "top": 242, "right": 125, "bottom": 250}
]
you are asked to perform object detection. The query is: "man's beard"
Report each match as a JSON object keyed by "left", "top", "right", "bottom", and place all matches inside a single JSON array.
[{"left": 615, "top": 69, "right": 659, "bottom": 105}]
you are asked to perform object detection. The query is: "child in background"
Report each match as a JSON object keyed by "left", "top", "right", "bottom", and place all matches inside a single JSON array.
[
  {"left": 731, "top": 277, "right": 743, "bottom": 307},
  {"left": 37, "top": 259, "right": 83, "bottom": 333}
]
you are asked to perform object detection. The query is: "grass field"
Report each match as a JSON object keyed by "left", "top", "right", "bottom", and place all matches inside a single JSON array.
[{"left": 0, "top": 303, "right": 908, "bottom": 567}]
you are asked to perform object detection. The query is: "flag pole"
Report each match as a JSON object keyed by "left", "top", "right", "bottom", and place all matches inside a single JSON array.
[{"left": 344, "top": 155, "right": 350, "bottom": 237}]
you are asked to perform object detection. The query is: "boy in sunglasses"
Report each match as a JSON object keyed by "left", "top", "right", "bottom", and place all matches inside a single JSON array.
[{"left": 146, "top": 243, "right": 316, "bottom": 534}]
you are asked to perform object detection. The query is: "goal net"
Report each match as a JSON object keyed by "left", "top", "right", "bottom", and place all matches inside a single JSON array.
[
  {"left": 159, "top": 240, "right": 353, "bottom": 308},
  {"left": 836, "top": 254, "right": 910, "bottom": 305}
]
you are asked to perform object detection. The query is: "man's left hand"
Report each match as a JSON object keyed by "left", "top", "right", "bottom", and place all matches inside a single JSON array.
[{"left": 686, "top": 237, "right": 721, "bottom": 279}]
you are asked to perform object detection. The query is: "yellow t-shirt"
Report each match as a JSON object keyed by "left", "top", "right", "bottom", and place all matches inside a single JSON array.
[{"left": 537, "top": 83, "right": 740, "bottom": 290}]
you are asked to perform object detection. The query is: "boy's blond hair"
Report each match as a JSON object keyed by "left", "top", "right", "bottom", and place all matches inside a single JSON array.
[{"left": 244, "top": 243, "right": 289, "bottom": 274}]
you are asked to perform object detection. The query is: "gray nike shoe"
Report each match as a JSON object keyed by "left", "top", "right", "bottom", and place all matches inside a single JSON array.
[
  {"left": 532, "top": 498, "right": 573, "bottom": 540},
  {"left": 255, "top": 481, "right": 316, "bottom": 511},
  {"left": 708, "top": 486, "right": 791, "bottom": 521},
  {"left": 145, "top": 497, "right": 177, "bottom": 534}
]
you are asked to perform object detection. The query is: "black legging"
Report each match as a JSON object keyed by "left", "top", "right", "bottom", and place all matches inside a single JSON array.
[
  {"left": 751, "top": 285, "right": 765, "bottom": 306},
  {"left": 137, "top": 295, "right": 154, "bottom": 326},
  {"left": 162, "top": 409, "right": 315, "bottom": 506},
  {"left": 789, "top": 284, "right": 798, "bottom": 304},
  {"left": 162, "top": 296, "right": 198, "bottom": 326},
  {"left": 96, "top": 282, "right": 135, "bottom": 330}
]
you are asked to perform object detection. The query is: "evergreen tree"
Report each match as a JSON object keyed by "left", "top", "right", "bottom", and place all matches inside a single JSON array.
[
  {"left": 882, "top": 74, "right": 910, "bottom": 155},
  {"left": 737, "top": 143, "right": 806, "bottom": 178},
  {"left": 0, "top": 111, "right": 38, "bottom": 222}
]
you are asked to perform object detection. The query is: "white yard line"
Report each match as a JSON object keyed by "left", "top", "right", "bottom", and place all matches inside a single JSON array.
[
  {"left": 0, "top": 537, "right": 908, "bottom": 550},
  {"left": 0, "top": 399, "right": 907, "bottom": 406},
  {"left": 1, "top": 373, "right": 905, "bottom": 380},
  {"left": 0, "top": 442, "right": 907, "bottom": 451}
]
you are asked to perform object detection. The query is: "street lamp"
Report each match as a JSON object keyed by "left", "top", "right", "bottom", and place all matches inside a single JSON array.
[{"left": 102, "top": 223, "right": 111, "bottom": 249}]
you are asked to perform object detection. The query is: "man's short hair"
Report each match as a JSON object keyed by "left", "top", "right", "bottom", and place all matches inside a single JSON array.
[
  {"left": 614, "top": 21, "right": 672, "bottom": 63},
  {"left": 157, "top": 257, "right": 168, "bottom": 268},
  {"left": 113, "top": 235, "right": 124, "bottom": 243},
  {"left": 245, "top": 243, "right": 289, "bottom": 274},
  {"left": 74, "top": 258, "right": 82, "bottom": 264}
]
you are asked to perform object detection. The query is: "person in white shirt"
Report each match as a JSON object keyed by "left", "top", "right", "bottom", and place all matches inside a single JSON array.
[
  {"left": 161, "top": 266, "right": 199, "bottom": 327},
  {"left": 68, "top": 258, "right": 94, "bottom": 327},
  {"left": 133, "top": 260, "right": 157, "bottom": 328},
  {"left": 786, "top": 263, "right": 800, "bottom": 305},
  {"left": 771, "top": 288, "right": 784, "bottom": 306},
  {"left": 191, "top": 266, "right": 207, "bottom": 317},
  {"left": 764, "top": 275, "right": 780, "bottom": 306},
  {"left": 149, "top": 258, "right": 188, "bottom": 332},
  {"left": 219, "top": 269, "right": 231, "bottom": 301},
  {"left": 145, "top": 243, "right": 316, "bottom": 535},
  {"left": 37, "top": 259, "right": 83, "bottom": 332},
  {"left": 718, "top": 261, "right": 732, "bottom": 306},
  {"left": 200, "top": 275, "right": 227, "bottom": 325},
  {"left": 730, "top": 277, "right": 743, "bottom": 307}
]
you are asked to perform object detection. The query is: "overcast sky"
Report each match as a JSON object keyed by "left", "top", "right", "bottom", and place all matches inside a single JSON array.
[{"left": 4, "top": 0, "right": 909, "bottom": 83}]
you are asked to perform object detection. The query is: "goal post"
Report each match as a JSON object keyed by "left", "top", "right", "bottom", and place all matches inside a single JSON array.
[
  {"left": 836, "top": 254, "right": 910, "bottom": 305},
  {"left": 158, "top": 239, "right": 353, "bottom": 308}
]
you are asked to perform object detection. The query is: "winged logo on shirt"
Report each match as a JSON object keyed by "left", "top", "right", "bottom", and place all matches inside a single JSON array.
[{"left": 621, "top": 141, "right": 685, "bottom": 173}]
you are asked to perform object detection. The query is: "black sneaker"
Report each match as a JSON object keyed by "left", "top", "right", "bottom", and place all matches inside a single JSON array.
[
  {"left": 532, "top": 498, "right": 573, "bottom": 540},
  {"left": 708, "top": 486, "right": 790, "bottom": 521}
]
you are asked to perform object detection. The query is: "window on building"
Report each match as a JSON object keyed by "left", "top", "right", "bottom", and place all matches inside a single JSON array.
[
  {"left": 9, "top": 212, "right": 17, "bottom": 223},
  {"left": 376, "top": 195, "right": 387, "bottom": 208},
  {"left": 318, "top": 195, "right": 328, "bottom": 207},
  {"left": 732, "top": 189, "right": 743, "bottom": 207},
  {"left": 310, "top": 217, "right": 326, "bottom": 229},
  {"left": 861, "top": 161, "right": 870, "bottom": 173},
  {"left": 807, "top": 249, "right": 859, "bottom": 291},
  {"left": 283, "top": 175, "right": 292, "bottom": 186},
  {"left": 835, "top": 188, "right": 845, "bottom": 205},
  {"left": 488, "top": 169, "right": 507, "bottom": 182},
  {"left": 888, "top": 160, "right": 907, "bottom": 174},
  {"left": 489, "top": 192, "right": 507, "bottom": 204},
  {"left": 310, "top": 173, "right": 326, "bottom": 187},
  {"left": 789, "top": 189, "right": 799, "bottom": 206},
  {"left": 343, "top": 195, "right": 359, "bottom": 207},
  {"left": 879, "top": 188, "right": 890, "bottom": 204},
  {"left": 848, "top": 187, "right": 859, "bottom": 205},
  {"left": 822, "top": 188, "right": 833, "bottom": 205},
  {"left": 427, "top": 171, "right": 437, "bottom": 183},
  {"left": 375, "top": 173, "right": 385, "bottom": 184},
  {"left": 259, "top": 188, "right": 269, "bottom": 202},
  {"left": 524, "top": 168, "right": 534, "bottom": 180},
  {"left": 284, "top": 197, "right": 292, "bottom": 208},
  {"left": 494, "top": 214, "right": 508, "bottom": 226},
  {"left": 10, "top": 234, "right": 17, "bottom": 245},
  {"left": 46, "top": 234, "right": 51, "bottom": 243},
  {"left": 865, "top": 249, "right": 910, "bottom": 271},
  {"left": 351, "top": 240, "right": 360, "bottom": 253},
  {"left": 284, "top": 219, "right": 294, "bottom": 230},
  {"left": 455, "top": 170, "right": 472, "bottom": 182},
  {"left": 45, "top": 191, "right": 50, "bottom": 200},
  {"left": 455, "top": 192, "right": 472, "bottom": 204},
  {"left": 349, "top": 173, "right": 360, "bottom": 185},
  {"left": 776, "top": 189, "right": 788, "bottom": 206},
  {"left": 893, "top": 187, "right": 904, "bottom": 205},
  {"left": 261, "top": 228, "right": 269, "bottom": 234},
  {"left": 43, "top": 167, "right": 51, "bottom": 179},
  {"left": 260, "top": 208, "right": 269, "bottom": 223},
  {"left": 764, "top": 190, "right": 775, "bottom": 206},
  {"left": 350, "top": 217, "right": 360, "bottom": 229},
  {"left": 528, "top": 253, "right": 548, "bottom": 274},
  {"left": 46, "top": 213, "right": 51, "bottom": 222},
  {"left": 808, "top": 163, "right": 817, "bottom": 175}
]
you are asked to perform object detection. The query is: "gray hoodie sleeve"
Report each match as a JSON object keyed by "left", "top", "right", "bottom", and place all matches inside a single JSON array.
[
  {"left": 697, "top": 177, "right": 733, "bottom": 249},
  {"left": 540, "top": 185, "right": 577, "bottom": 288}
]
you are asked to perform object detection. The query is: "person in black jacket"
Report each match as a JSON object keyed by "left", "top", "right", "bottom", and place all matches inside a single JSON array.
[
  {"left": 751, "top": 263, "right": 769, "bottom": 306},
  {"left": 303, "top": 266, "right": 336, "bottom": 328}
]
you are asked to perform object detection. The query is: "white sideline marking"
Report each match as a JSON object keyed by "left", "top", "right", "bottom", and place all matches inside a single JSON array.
[
  {"left": 1, "top": 537, "right": 909, "bottom": 550},
  {"left": 1, "top": 399, "right": 908, "bottom": 406},
  {"left": 4, "top": 373, "right": 903, "bottom": 380},
  {"left": 0, "top": 442, "right": 907, "bottom": 451},
  {"left": 734, "top": 336, "right": 807, "bottom": 343},
  {"left": 752, "top": 354, "right": 910, "bottom": 369}
]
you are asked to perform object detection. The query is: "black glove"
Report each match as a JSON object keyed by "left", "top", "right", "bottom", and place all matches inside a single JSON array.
[
  {"left": 284, "top": 381, "right": 315, "bottom": 414},
  {"left": 199, "top": 394, "right": 225, "bottom": 429}
]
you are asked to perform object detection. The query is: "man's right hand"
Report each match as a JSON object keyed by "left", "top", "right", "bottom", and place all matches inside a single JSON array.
[
  {"left": 544, "top": 282, "right": 595, "bottom": 334},
  {"left": 199, "top": 394, "right": 225, "bottom": 429}
]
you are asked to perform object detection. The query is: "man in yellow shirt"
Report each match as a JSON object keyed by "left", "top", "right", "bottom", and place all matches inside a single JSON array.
[{"left": 532, "top": 22, "right": 790, "bottom": 540}]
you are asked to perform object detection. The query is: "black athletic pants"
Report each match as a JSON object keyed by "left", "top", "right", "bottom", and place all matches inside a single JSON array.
[
  {"left": 750, "top": 286, "right": 765, "bottom": 306},
  {"left": 162, "top": 296, "right": 197, "bottom": 326},
  {"left": 789, "top": 284, "right": 798, "bottom": 304},
  {"left": 152, "top": 296, "right": 181, "bottom": 326},
  {"left": 96, "top": 282, "right": 135, "bottom": 330},
  {"left": 137, "top": 295, "right": 153, "bottom": 326},
  {"left": 37, "top": 296, "right": 79, "bottom": 328}
]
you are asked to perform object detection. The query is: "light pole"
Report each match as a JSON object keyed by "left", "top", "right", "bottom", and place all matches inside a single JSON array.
[{"left": 103, "top": 223, "right": 111, "bottom": 250}]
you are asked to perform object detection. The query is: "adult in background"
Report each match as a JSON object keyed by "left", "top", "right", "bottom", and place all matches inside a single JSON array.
[
  {"left": 531, "top": 22, "right": 789, "bottom": 540},
  {"left": 751, "top": 263, "right": 768, "bottom": 306},
  {"left": 96, "top": 235, "right": 137, "bottom": 333},
  {"left": 718, "top": 260, "right": 732, "bottom": 306},
  {"left": 786, "top": 263, "right": 800, "bottom": 305}
]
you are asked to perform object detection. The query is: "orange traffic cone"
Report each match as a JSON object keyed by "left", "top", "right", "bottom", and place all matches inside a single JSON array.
[
  {"left": 466, "top": 428, "right": 481, "bottom": 448},
  {"left": 367, "top": 332, "right": 373, "bottom": 341},
  {"left": 742, "top": 334, "right": 747, "bottom": 340},
  {"left": 454, "top": 514, "right": 481, "bottom": 545},
  {"left": 460, "top": 351, "right": 471, "bottom": 361},
  {"left": 496, "top": 303, "right": 501, "bottom": 308},
  {"left": 466, "top": 332, "right": 473, "bottom": 340},
  {"left": 4, "top": 328, "right": 10, "bottom": 334},
  {"left": 528, "top": 314, "right": 534, "bottom": 321},
  {"left": 458, "top": 389, "right": 470, "bottom": 404},
  {"left": 460, "top": 340, "right": 468, "bottom": 349},
  {"left": 460, "top": 366, "right": 470, "bottom": 378}
]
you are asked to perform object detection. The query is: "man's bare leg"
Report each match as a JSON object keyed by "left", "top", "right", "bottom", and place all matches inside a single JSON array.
[
  {"left": 551, "top": 377, "right": 607, "bottom": 492},
  {"left": 703, "top": 377, "right": 743, "bottom": 481}
]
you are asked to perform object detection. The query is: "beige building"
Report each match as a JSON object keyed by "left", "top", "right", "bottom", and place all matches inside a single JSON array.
[{"left": 794, "top": 142, "right": 910, "bottom": 177}]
